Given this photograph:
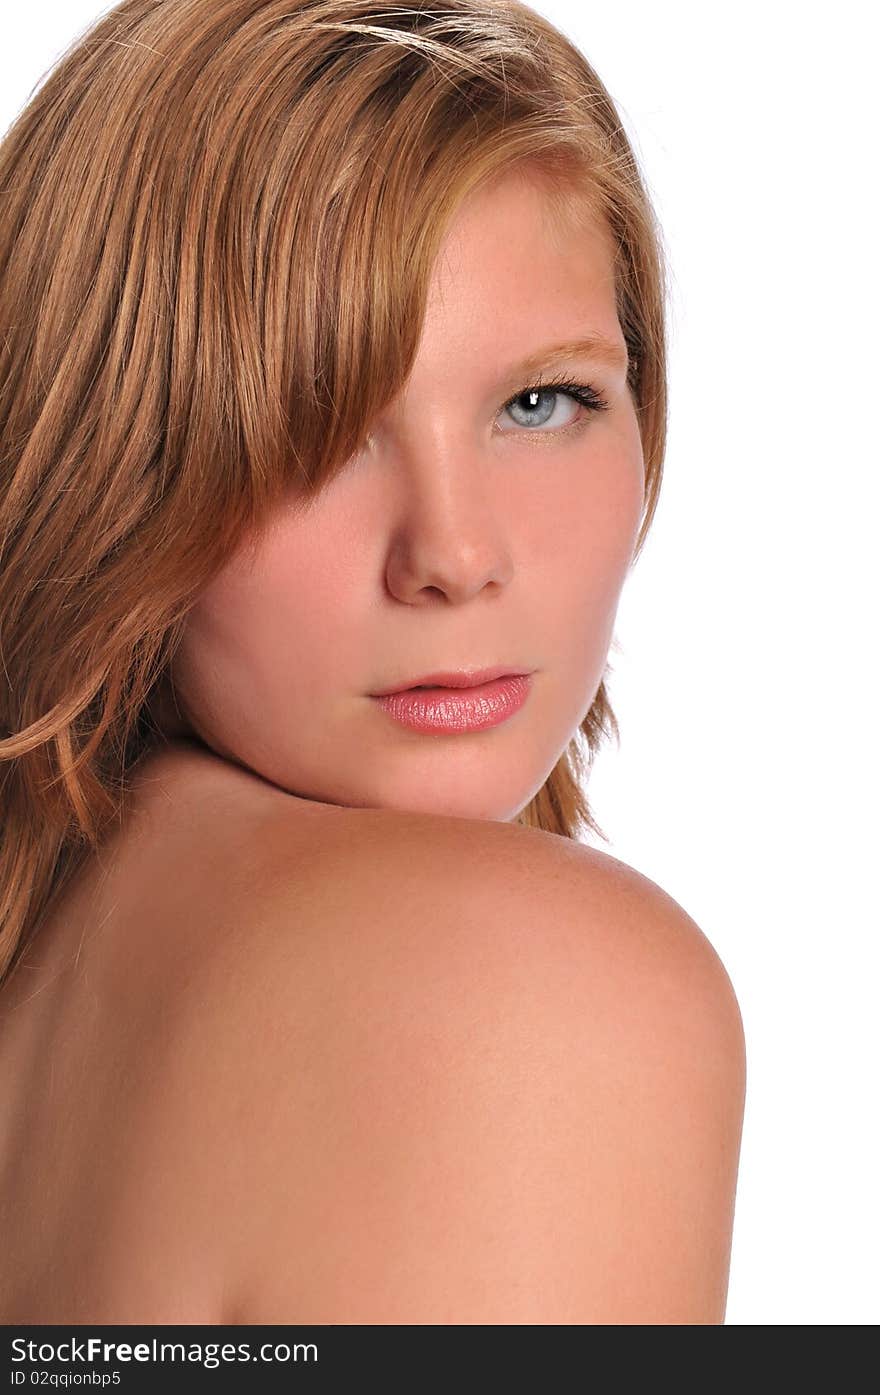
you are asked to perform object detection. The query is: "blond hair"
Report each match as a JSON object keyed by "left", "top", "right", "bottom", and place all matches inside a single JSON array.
[{"left": 0, "top": 0, "right": 669, "bottom": 988}]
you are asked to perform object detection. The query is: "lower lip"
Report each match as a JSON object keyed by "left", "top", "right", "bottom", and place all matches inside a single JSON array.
[{"left": 372, "top": 674, "right": 532, "bottom": 733}]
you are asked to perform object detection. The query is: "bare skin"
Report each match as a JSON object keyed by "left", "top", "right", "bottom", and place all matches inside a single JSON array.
[
  {"left": 0, "top": 740, "right": 300, "bottom": 1322},
  {"left": 0, "top": 738, "right": 745, "bottom": 1324}
]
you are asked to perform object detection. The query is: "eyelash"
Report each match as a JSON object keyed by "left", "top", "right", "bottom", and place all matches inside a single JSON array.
[{"left": 499, "top": 373, "right": 610, "bottom": 436}]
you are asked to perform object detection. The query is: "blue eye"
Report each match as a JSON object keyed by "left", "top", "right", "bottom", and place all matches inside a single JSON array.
[{"left": 500, "top": 375, "right": 610, "bottom": 433}]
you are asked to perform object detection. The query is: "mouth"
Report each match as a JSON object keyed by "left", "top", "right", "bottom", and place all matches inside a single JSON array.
[{"left": 370, "top": 671, "right": 534, "bottom": 733}]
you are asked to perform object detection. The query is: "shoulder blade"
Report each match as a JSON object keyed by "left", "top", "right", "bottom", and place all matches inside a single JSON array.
[{"left": 159, "top": 811, "right": 747, "bottom": 1324}]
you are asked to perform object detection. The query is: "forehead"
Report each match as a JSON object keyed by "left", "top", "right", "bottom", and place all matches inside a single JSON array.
[{"left": 421, "top": 169, "right": 620, "bottom": 353}]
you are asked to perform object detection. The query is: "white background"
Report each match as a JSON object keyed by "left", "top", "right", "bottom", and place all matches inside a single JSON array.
[{"left": 3, "top": 2, "right": 877, "bottom": 1325}]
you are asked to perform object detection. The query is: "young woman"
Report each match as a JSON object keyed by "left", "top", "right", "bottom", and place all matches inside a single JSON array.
[{"left": 0, "top": 0, "right": 746, "bottom": 1323}]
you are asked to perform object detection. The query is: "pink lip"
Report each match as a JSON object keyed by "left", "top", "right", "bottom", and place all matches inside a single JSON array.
[
  {"left": 371, "top": 672, "right": 533, "bottom": 734},
  {"left": 371, "top": 666, "right": 531, "bottom": 697}
]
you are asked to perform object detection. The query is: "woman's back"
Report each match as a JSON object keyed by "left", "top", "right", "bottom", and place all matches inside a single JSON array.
[
  {"left": 0, "top": 740, "right": 745, "bottom": 1323},
  {"left": 0, "top": 740, "right": 298, "bottom": 1321}
]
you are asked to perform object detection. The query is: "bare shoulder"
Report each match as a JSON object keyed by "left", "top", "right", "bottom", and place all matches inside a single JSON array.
[{"left": 159, "top": 805, "right": 746, "bottom": 1324}]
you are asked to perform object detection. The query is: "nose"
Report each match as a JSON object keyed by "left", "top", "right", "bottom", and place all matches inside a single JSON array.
[{"left": 383, "top": 438, "right": 514, "bottom": 605}]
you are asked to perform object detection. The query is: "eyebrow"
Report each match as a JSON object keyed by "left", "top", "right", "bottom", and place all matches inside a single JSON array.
[{"left": 506, "top": 334, "right": 629, "bottom": 381}]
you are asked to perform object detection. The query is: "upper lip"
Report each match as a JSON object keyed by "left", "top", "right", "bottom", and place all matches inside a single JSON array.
[{"left": 371, "top": 666, "right": 532, "bottom": 697}]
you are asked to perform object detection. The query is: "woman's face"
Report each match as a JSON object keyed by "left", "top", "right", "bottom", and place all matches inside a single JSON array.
[{"left": 168, "top": 171, "right": 645, "bottom": 822}]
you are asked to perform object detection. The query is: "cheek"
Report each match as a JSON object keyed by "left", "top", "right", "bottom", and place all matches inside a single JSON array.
[
  {"left": 523, "top": 430, "right": 643, "bottom": 588},
  {"left": 175, "top": 506, "right": 370, "bottom": 708},
  {"left": 531, "top": 453, "right": 643, "bottom": 680}
]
